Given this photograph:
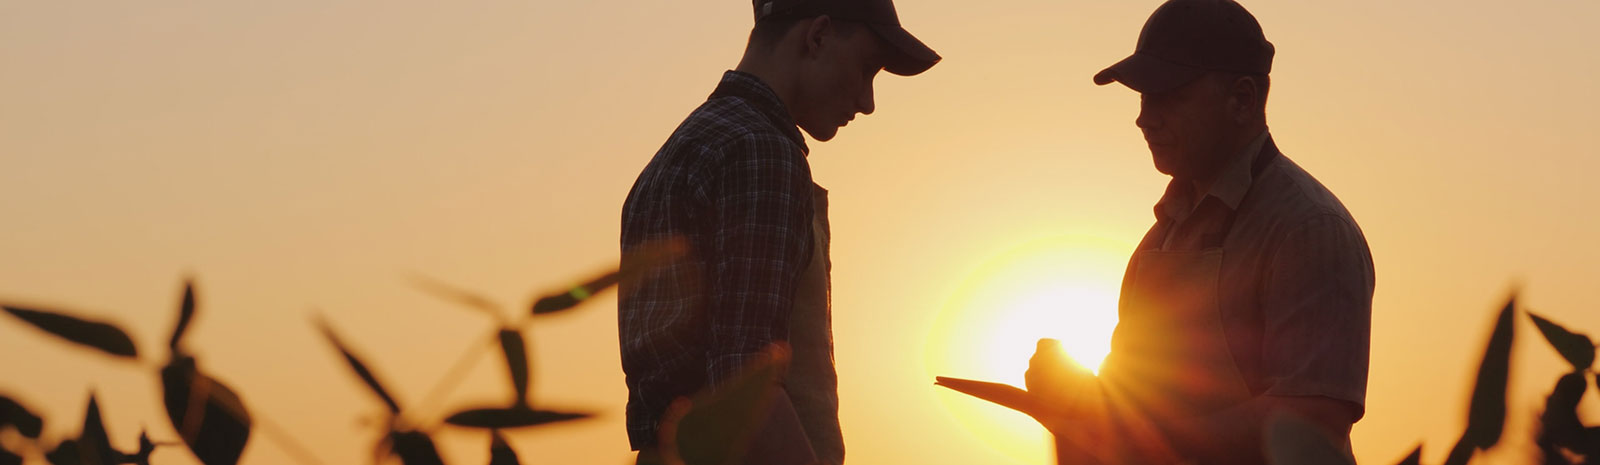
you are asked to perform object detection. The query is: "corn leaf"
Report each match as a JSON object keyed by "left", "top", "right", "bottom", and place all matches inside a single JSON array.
[
  {"left": 444, "top": 405, "right": 589, "bottom": 429},
  {"left": 169, "top": 281, "right": 197, "bottom": 351},
  {"left": 489, "top": 431, "right": 521, "bottom": 465},
  {"left": 4, "top": 306, "right": 137, "bottom": 359},
  {"left": 314, "top": 315, "right": 402, "bottom": 414},
  {"left": 1528, "top": 312, "right": 1595, "bottom": 371},
  {"left": 0, "top": 394, "right": 43, "bottom": 438},
  {"left": 498, "top": 329, "right": 530, "bottom": 404},
  {"left": 160, "top": 357, "right": 252, "bottom": 465}
]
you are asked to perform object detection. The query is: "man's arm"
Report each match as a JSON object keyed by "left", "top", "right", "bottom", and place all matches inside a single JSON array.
[
  {"left": 1164, "top": 212, "right": 1373, "bottom": 462},
  {"left": 705, "top": 132, "right": 814, "bottom": 385}
]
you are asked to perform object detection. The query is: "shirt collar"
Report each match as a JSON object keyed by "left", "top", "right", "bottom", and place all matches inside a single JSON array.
[
  {"left": 710, "top": 70, "right": 810, "bottom": 155},
  {"left": 1154, "top": 129, "right": 1271, "bottom": 222}
]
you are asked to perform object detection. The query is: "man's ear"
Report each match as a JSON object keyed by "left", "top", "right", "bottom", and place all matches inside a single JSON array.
[
  {"left": 800, "top": 15, "right": 833, "bottom": 58},
  {"left": 1228, "top": 75, "right": 1262, "bottom": 125}
]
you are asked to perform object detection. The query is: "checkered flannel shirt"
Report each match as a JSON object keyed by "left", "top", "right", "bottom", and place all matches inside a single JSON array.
[{"left": 618, "top": 70, "right": 816, "bottom": 449}]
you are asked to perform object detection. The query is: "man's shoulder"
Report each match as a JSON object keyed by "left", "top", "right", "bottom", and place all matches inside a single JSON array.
[
  {"left": 1249, "top": 153, "right": 1363, "bottom": 231},
  {"left": 672, "top": 95, "right": 806, "bottom": 158}
]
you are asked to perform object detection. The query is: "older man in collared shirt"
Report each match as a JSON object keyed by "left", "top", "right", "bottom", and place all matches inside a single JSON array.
[{"left": 1019, "top": 1, "right": 1374, "bottom": 464}]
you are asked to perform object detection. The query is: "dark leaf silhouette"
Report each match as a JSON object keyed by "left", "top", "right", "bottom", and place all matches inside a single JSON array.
[
  {"left": 1394, "top": 445, "right": 1421, "bottom": 465},
  {"left": 170, "top": 281, "right": 197, "bottom": 351},
  {"left": 161, "top": 357, "right": 252, "bottom": 465},
  {"left": 1465, "top": 297, "right": 1514, "bottom": 448},
  {"left": 0, "top": 394, "right": 43, "bottom": 438},
  {"left": 128, "top": 430, "right": 157, "bottom": 465},
  {"left": 1585, "top": 426, "right": 1600, "bottom": 458},
  {"left": 532, "top": 238, "right": 687, "bottom": 315},
  {"left": 488, "top": 431, "right": 521, "bottom": 465},
  {"left": 46, "top": 439, "right": 81, "bottom": 465},
  {"left": 3, "top": 306, "right": 138, "bottom": 359},
  {"left": 1528, "top": 312, "right": 1595, "bottom": 371},
  {"left": 530, "top": 270, "right": 617, "bottom": 315},
  {"left": 498, "top": 329, "right": 530, "bottom": 404},
  {"left": 1444, "top": 297, "right": 1516, "bottom": 465},
  {"left": 77, "top": 394, "right": 121, "bottom": 465},
  {"left": 1541, "top": 373, "right": 1588, "bottom": 450},
  {"left": 388, "top": 430, "right": 444, "bottom": 465},
  {"left": 408, "top": 274, "right": 506, "bottom": 321},
  {"left": 660, "top": 344, "right": 789, "bottom": 465},
  {"left": 314, "top": 316, "right": 402, "bottom": 414},
  {"left": 444, "top": 405, "right": 589, "bottom": 429}
]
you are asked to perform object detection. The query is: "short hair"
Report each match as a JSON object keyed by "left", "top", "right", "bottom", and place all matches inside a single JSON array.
[
  {"left": 749, "top": 15, "right": 811, "bottom": 50},
  {"left": 747, "top": 15, "right": 865, "bottom": 51}
]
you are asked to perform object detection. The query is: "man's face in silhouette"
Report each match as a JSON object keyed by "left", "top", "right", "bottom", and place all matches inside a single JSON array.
[
  {"left": 791, "top": 19, "right": 886, "bottom": 142},
  {"left": 1135, "top": 73, "right": 1236, "bottom": 179}
]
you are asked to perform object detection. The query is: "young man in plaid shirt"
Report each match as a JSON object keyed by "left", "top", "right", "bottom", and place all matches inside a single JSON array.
[{"left": 619, "top": 1, "right": 938, "bottom": 463}]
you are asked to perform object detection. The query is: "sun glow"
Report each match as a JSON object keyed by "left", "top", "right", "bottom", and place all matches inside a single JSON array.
[{"left": 927, "top": 235, "right": 1134, "bottom": 464}]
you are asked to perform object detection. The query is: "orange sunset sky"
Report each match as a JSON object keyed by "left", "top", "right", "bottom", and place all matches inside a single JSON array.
[{"left": 2, "top": 1, "right": 1598, "bottom": 464}]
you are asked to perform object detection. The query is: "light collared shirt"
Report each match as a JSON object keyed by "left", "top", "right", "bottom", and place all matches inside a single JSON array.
[{"left": 1137, "top": 132, "right": 1375, "bottom": 418}]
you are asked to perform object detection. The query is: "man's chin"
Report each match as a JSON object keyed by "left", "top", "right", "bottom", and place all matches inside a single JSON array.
[{"left": 799, "top": 125, "right": 840, "bottom": 142}]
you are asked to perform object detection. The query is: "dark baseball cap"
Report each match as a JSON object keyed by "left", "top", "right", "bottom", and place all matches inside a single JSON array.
[
  {"left": 1093, "top": 0, "right": 1274, "bottom": 93},
  {"left": 754, "top": 0, "right": 941, "bottom": 76}
]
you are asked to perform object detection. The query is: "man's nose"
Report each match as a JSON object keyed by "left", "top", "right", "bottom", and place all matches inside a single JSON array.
[{"left": 1135, "top": 100, "right": 1159, "bottom": 130}]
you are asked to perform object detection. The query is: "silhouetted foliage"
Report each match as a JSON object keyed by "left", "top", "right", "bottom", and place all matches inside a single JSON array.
[
  {"left": 488, "top": 431, "right": 520, "bottom": 465},
  {"left": 659, "top": 345, "right": 789, "bottom": 465},
  {"left": 1528, "top": 312, "right": 1595, "bottom": 372},
  {"left": 160, "top": 357, "right": 251, "bottom": 465},
  {"left": 0, "top": 394, "right": 43, "bottom": 438},
  {"left": 315, "top": 316, "right": 405, "bottom": 415},
  {"left": 0, "top": 244, "right": 817, "bottom": 465},
  {"left": 3, "top": 306, "right": 137, "bottom": 359},
  {"left": 1396, "top": 445, "right": 1423, "bottom": 465}
]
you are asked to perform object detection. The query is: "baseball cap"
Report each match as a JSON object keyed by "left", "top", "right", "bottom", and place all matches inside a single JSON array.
[
  {"left": 754, "top": 0, "right": 941, "bottom": 76},
  {"left": 1093, "top": 0, "right": 1274, "bottom": 93}
]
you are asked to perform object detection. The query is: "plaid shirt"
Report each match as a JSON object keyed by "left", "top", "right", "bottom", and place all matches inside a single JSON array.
[{"left": 619, "top": 71, "right": 816, "bottom": 449}]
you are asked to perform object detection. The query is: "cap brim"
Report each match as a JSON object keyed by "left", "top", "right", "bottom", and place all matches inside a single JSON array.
[
  {"left": 867, "top": 23, "right": 940, "bottom": 76},
  {"left": 1092, "top": 52, "right": 1205, "bottom": 93}
]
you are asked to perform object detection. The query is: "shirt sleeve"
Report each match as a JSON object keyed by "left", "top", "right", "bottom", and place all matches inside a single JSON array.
[
  {"left": 1258, "top": 213, "right": 1375, "bottom": 418},
  {"left": 705, "top": 131, "right": 814, "bottom": 385}
]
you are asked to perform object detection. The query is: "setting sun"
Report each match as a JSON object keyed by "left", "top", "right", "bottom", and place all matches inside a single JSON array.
[{"left": 926, "top": 234, "right": 1134, "bottom": 463}]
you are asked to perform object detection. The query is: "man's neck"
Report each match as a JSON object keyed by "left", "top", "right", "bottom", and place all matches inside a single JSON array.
[
  {"left": 1186, "top": 127, "right": 1269, "bottom": 202},
  {"left": 734, "top": 56, "right": 797, "bottom": 118}
]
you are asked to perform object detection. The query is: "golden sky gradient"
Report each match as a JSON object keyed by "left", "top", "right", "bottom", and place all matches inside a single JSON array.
[{"left": 2, "top": 1, "right": 1598, "bottom": 464}]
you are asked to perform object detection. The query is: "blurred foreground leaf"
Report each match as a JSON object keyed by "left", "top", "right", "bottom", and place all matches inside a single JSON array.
[
  {"left": 169, "top": 281, "right": 197, "bottom": 351},
  {"left": 3, "top": 306, "right": 138, "bottom": 359},
  {"left": 1394, "top": 445, "right": 1421, "bottom": 465},
  {"left": 444, "top": 405, "right": 589, "bottom": 429},
  {"left": 498, "top": 329, "right": 531, "bottom": 404},
  {"left": 1528, "top": 312, "right": 1595, "bottom": 371},
  {"left": 387, "top": 430, "right": 444, "bottom": 465},
  {"left": 1540, "top": 373, "right": 1588, "bottom": 453},
  {"left": 488, "top": 431, "right": 521, "bottom": 465},
  {"left": 314, "top": 315, "right": 403, "bottom": 414},
  {"left": 0, "top": 394, "right": 43, "bottom": 438},
  {"left": 660, "top": 344, "right": 789, "bottom": 465},
  {"left": 533, "top": 238, "right": 687, "bottom": 315},
  {"left": 161, "top": 357, "right": 252, "bottom": 465},
  {"left": 47, "top": 395, "right": 121, "bottom": 465},
  {"left": 1444, "top": 296, "right": 1516, "bottom": 465},
  {"left": 1464, "top": 297, "right": 1514, "bottom": 448},
  {"left": 408, "top": 274, "right": 505, "bottom": 321}
]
